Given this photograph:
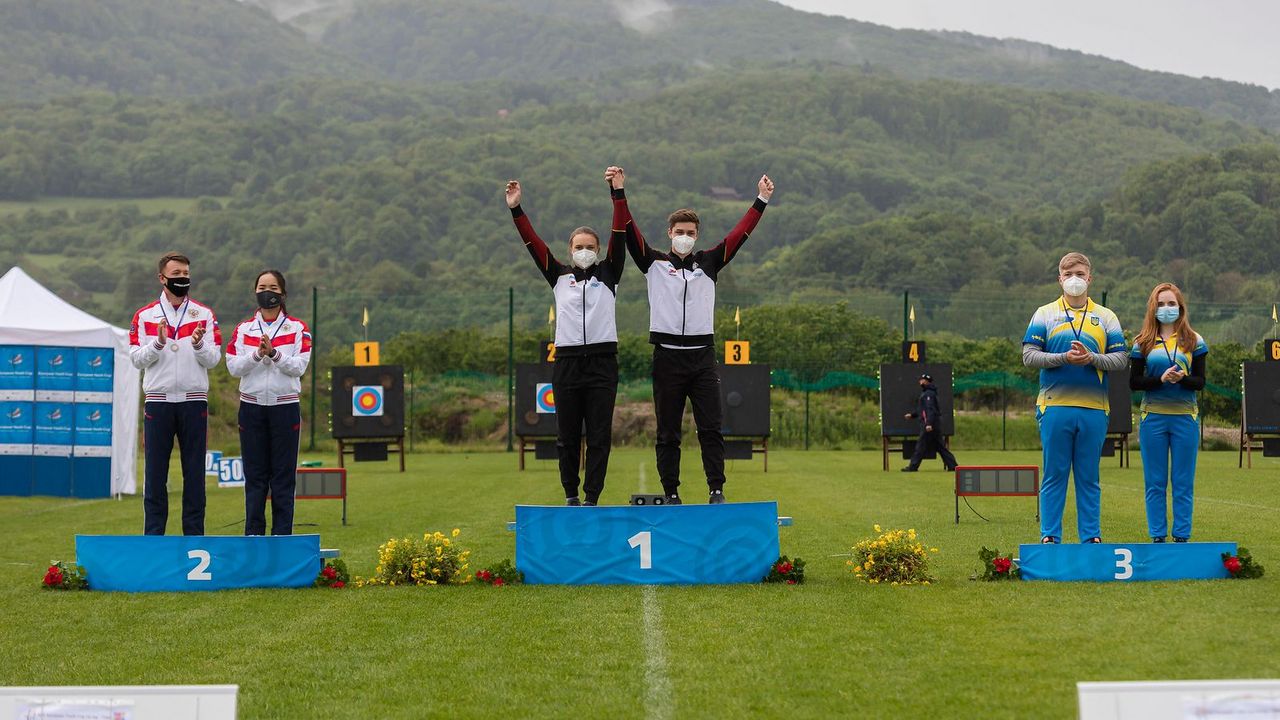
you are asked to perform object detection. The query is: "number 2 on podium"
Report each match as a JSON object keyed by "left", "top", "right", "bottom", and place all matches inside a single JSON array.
[
  {"left": 628, "top": 531, "right": 653, "bottom": 570},
  {"left": 188, "top": 549, "right": 212, "bottom": 581}
]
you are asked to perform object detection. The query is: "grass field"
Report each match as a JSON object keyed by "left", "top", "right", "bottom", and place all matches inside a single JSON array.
[{"left": 2, "top": 449, "right": 1277, "bottom": 718}]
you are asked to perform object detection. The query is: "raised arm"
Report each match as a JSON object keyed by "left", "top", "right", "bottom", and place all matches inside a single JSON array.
[
  {"left": 506, "top": 180, "right": 564, "bottom": 287},
  {"left": 605, "top": 166, "right": 657, "bottom": 273},
  {"left": 705, "top": 174, "right": 773, "bottom": 269},
  {"left": 604, "top": 166, "right": 628, "bottom": 277}
]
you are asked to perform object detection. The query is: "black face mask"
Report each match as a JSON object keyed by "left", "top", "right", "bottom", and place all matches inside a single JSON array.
[
  {"left": 165, "top": 276, "right": 191, "bottom": 297},
  {"left": 256, "top": 290, "right": 283, "bottom": 309}
]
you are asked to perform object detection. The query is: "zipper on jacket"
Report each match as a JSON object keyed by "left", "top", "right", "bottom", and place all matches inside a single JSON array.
[
  {"left": 681, "top": 268, "right": 687, "bottom": 337},
  {"left": 581, "top": 278, "right": 587, "bottom": 345}
]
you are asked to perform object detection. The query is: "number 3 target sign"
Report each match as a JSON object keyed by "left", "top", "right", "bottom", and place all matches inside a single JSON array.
[
  {"left": 352, "top": 385, "right": 384, "bottom": 417},
  {"left": 535, "top": 383, "right": 555, "bottom": 414}
]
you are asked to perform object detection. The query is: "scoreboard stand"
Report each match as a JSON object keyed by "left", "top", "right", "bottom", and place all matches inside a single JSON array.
[
  {"left": 1239, "top": 358, "right": 1280, "bottom": 468},
  {"left": 336, "top": 436, "right": 405, "bottom": 471},
  {"left": 955, "top": 465, "right": 1039, "bottom": 524}
]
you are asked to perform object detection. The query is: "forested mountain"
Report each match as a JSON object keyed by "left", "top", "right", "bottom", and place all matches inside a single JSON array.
[
  {"left": 313, "top": 0, "right": 1280, "bottom": 130},
  {"left": 1, "top": 69, "right": 1275, "bottom": 344},
  {"left": 2, "top": 0, "right": 1277, "bottom": 133},
  {"left": 0, "top": 0, "right": 371, "bottom": 101}
]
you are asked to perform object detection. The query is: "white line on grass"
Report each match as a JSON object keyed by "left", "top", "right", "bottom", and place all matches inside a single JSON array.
[
  {"left": 1101, "top": 483, "right": 1280, "bottom": 513},
  {"left": 638, "top": 462, "right": 673, "bottom": 720}
]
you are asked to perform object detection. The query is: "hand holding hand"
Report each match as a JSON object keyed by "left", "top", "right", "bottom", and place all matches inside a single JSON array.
[
  {"left": 758, "top": 174, "right": 775, "bottom": 201},
  {"left": 605, "top": 166, "right": 625, "bottom": 190},
  {"left": 1161, "top": 366, "right": 1184, "bottom": 383},
  {"left": 258, "top": 335, "right": 274, "bottom": 359},
  {"left": 505, "top": 180, "right": 521, "bottom": 209},
  {"left": 191, "top": 323, "right": 206, "bottom": 346}
]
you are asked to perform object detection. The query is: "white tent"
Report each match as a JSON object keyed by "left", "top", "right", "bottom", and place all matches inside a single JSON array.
[{"left": 0, "top": 267, "right": 139, "bottom": 494}]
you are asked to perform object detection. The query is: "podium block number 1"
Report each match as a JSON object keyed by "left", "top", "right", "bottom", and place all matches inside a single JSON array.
[
  {"left": 628, "top": 531, "right": 653, "bottom": 570},
  {"left": 188, "top": 549, "right": 212, "bottom": 581}
]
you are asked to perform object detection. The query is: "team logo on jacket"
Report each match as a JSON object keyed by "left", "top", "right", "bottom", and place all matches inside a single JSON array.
[
  {"left": 590, "top": 281, "right": 600, "bottom": 288},
  {"left": 352, "top": 386, "right": 384, "bottom": 417},
  {"left": 692, "top": 269, "right": 703, "bottom": 278},
  {"left": 1090, "top": 317, "right": 1100, "bottom": 326},
  {"left": 189, "top": 308, "right": 200, "bottom": 318}
]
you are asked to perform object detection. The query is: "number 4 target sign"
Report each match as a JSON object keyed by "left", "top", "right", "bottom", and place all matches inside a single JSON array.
[{"left": 352, "top": 385, "right": 384, "bottom": 417}]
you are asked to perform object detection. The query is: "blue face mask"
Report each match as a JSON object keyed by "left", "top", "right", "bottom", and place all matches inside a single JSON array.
[{"left": 1155, "top": 307, "right": 1180, "bottom": 324}]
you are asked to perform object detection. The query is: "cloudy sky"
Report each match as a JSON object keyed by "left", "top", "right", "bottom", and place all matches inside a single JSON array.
[{"left": 777, "top": 0, "right": 1280, "bottom": 90}]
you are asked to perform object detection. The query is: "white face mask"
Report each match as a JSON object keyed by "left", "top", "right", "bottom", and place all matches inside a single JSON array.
[
  {"left": 671, "top": 234, "right": 696, "bottom": 255},
  {"left": 1061, "top": 275, "right": 1088, "bottom": 297},
  {"left": 571, "top": 248, "right": 598, "bottom": 269}
]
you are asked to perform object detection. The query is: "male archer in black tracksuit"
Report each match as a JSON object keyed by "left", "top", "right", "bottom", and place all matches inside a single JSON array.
[
  {"left": 902, "top": 373, "right": 958, "bottom": 472},
  {"left": 607, "top": 166, "right": 774, "bottom": 504},
  {"left": 507, "top": 178, "right": 627, "bottom": 506}
]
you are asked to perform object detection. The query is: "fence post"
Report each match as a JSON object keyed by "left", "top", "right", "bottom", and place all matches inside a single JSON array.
[
  {"left": 308, "top": 285, "right": 317, "bottom": 452},
  {"left": 804, "top": 388, "right": 810, "bottom": 451},
  {"left": 507, "top": 287, "right": 514, "bottom": 452},
  {"left": 1001, "top": 372, "right": 1008, "bottom": 451},
  {"left": 902, "top": 290, "right": 909, "bottom": 343}
]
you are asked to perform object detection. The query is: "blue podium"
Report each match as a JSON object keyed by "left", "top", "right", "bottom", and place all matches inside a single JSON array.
[
  {"left": 1018, "top": 542, "right": 1237, "bottom": 582},
  {"left": 514, "top": 502, "right": 781, "bottom": 585},
  {"left": 75, "top": 535, "right": 322, "bottom": 592}
]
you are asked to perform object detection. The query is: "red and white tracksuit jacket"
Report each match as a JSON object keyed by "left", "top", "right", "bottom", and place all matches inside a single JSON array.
[
  {"left": 226, "top": 312, "right": 312, "bottom": 406},
  {"left": 129, "top": 294, "right": 222, "bottom": 402}
]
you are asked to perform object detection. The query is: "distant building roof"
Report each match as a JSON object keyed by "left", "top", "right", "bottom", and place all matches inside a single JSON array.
[{"left": 708, "top": 186, "right": 741, "bottom": 200}]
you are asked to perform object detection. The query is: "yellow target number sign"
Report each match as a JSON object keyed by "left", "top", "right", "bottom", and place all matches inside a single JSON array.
[
  {"left": 725, "top": 341, "right": 750, "bottom": 365},
  {"left": 354, "top": 341, "right": 380, "bottom": 367}
]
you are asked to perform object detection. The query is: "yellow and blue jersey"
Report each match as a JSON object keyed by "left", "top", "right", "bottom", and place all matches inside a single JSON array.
[
  {"left": 1023, "top": 297, "right": 1126, "bottom": 412},
  {"left": 1130, "top": 334, "right": 1208, "bottom": 418}
]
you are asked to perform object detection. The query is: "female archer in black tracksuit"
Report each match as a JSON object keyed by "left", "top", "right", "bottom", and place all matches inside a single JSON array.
[{"left": 506, "top": 178, "right": 626, "bottom": 506}]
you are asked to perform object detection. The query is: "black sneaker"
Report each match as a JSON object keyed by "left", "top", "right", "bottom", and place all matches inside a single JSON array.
[
  {"left": 583, "top": 499, "right": 598, "bottom": 507},
  {"left": 709, "top": 489, "right": 725, "bottom": 505},
  {"left": 1152, "top": 537, "right": 1166, "bottom": 543},
  {"left": 1041, "top": 536, "right": 1059, "bottom": 544},
  {"left": 1173, "top": 537, "right": 1188, "bottom": 543},
  {"left": 1085, "top": 537, "right": 1102, "bottom": 544},
  {"left": 665, "top": 494, "right": 682, "bottom": 505},
  {"left": 566, "top": 497, "right": 581, "bottom": 507},
  {"left": 900, "top": 467, "right": 918, "bottom": 472}
]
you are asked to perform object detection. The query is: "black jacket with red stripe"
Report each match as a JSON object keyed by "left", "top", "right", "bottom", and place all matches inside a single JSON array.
[{"left": 511, "top": 198, "right": 627, "bottom": 357}]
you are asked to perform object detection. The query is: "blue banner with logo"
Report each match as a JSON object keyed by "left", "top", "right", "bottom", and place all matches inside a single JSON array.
[
  {"left": 73, "top": 403, "right": 112, "bottom": 449},
  {"left": 34, "top": 401, "right": 73, "bottom": 450},
  {"left": 75, "top": 535, "right": 322, "bottom": 592},
  {"left": 515, "top": 502, "right": 779, "bottom": 585},
  {"left": 0, "top": 399, "right": 33, "bottom": 496},
  {"left": 1019, "top": 542, "right": 1237, "bottom": 582},
  {"left": 0, "top": 346, "right": 35, "bottom": 399},
  {"left": 75, "top": 347, "right": 113, "bottom": 400},
  {"left": 35, "top": 347, "right": 75, "bottom": 398}
]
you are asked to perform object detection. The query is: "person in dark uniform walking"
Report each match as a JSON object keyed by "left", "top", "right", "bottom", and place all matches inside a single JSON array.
[
  {"left": 226, "top": 270, "right": 311, "bottom": 535},
  {"left": 902, "top": 373, "right": 957, "bottom": 472},
  {"left": 506, "top": 175, "right": 626, "bottom": 506},
  {"left": 611, "top": 166, "right": 774, "bottom": 504}
]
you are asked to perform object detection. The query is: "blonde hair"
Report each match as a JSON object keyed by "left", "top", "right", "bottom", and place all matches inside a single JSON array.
[{"left": 1058, "top": 252, "right": 1091, "bottom": 274}]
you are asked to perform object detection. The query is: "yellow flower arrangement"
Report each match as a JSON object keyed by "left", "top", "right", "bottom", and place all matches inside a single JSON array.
[
  {"left": 849, "top": 525, "right": 938, "bottom": 586},
  {"left": 360, "top": 529, "right": 472, "bottom": 587}
]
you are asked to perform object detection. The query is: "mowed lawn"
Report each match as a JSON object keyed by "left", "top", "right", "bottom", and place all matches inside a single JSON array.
[{"left": 1, "top": 448, "right": 1277, "bottom": 719}]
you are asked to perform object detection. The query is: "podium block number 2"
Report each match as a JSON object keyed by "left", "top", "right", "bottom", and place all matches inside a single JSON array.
[
  {"left": 628, "top": 531, "right": 653, "bottom": 570},
  {"left": 188, "top": 549, "right": 212, "bottom": 581},
  {"left": 1114, "top": 548, "right": 1133, "bottom": 580}
]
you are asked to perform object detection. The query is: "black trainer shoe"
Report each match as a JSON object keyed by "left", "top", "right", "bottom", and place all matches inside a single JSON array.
[
  {"left": 583, "top": 499, "right": 598, "bottom": 506},
  {"left": 709, "top": 489, "right": 725, "bottom": 505},
  {"left": 566, "top": 497, "right": 581, "bottom": 506},
  {"left": 1173, "top": 537, "right": 1188, "bottom": 543},
  {"left": 900, "top": 467, "right": 918, "bottom": 472},
  {"left": 1041, "top": 536, "right": 1059, "bottom": 544},
  {"left": 1152, "top": 537, "right": 1166, "bottom": 543},
  {"left": 1085, "top": 537, "right": 1102, "bottom": 544},
  {"left": 665, "top": 494, "right": 682, "bottom": 505}
]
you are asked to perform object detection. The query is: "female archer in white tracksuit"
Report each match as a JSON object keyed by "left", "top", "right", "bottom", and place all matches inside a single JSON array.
[{"left": 226, "top": 269, "right": 312, "bottom": 535}]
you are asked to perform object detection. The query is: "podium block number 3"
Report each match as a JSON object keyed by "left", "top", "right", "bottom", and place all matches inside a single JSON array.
[
  {"left": 1114, "top": 548, "right": 1133, "bottom": 580},
  {"left": 628, "top": 531, "right": 653, "bottom": 570},
  {"left": 188, "top": 549, "right": 212, "bottom": 581}
]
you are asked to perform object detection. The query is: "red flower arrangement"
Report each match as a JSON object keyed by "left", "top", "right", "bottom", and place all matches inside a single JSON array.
[
  {"left": 41, "top": 561, "right": 88, "bottom": 591},
  {"left": 475, "top": 559, "right": 522, "bottom": 586},
  {"left": 314, "top": 559, "right": 350, "bottom": 588},
  {"left": 763, "top": 555, "right": 806, "bottom": 584},
  {"left": 1221, "top": 548, "right": 1263, "bottom": 579},
  {"left": 977, "top": 547, "right": 1019, "bottom": 581}
]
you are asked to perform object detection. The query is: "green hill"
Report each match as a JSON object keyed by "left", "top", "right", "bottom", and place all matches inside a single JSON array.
[{"left": 0, "top": 0, "right": 370, "bottom": 101}]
